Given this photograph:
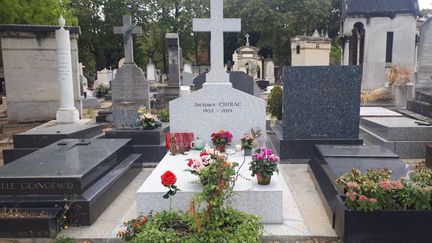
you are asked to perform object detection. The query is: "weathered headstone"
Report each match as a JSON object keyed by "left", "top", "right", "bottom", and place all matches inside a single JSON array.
[
  {"left": 146, "top": 61, "right": 156, "bottom": 82},
  {"left": 170, "top": 0, "right": 265, "bottom": 145},
  {"left": 279, "top": 66, "right": 363, "bottom": 159},
  {"left": 264, "top": 59, "right": 275, "bottom": 83},
  {"left": 193, "top": 71, "right": 257, "bottom": 96},
  {"left": 166, "top": 33, "right": 181, "bottom": 87},
  {"left": 111, "top": 15, "right": 149, "bottom": 128}
]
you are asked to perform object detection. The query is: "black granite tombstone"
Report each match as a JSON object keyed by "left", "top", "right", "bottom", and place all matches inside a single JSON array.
[
  {"left": 309, "top": 144, "right": 408, "bottom": 227},
  {"left": 0, "top": 138, "right": 141, "bottom": 233},
  {"left": 193, "top": 71, "right": 256, "bottom": 95},
  {"left": 278, "top": 66, "right": 363, "bottom": 159}
]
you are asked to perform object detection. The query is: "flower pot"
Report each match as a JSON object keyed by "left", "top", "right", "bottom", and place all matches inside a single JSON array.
[
  {"left": 244, "top": 148, "right": 252, "bottom": 156},
  {"left": 216, "top": 144, "right": 226, "bottom": 152},
  {"left": 256, "top": 173, "right": 271, "bottom": 185}
]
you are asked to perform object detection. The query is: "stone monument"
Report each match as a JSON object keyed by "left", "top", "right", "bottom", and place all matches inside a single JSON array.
[
  {"left": 170, "top": 0, "right": 266, "bottom": 145},
  {"left": 55, "top": 16, "right": 79, "bottom": 123},
  {"left": 407, "top": 18, "right": 432, "bottom": 117},
  {"left": 0, "top": 22, "right": 82, "bottom": 122},
  {"left": 111, "top": 15, "right": 150, "bottom": 128},
  {"left": 272, "top": 66, "right": 363, "bottom": 159}
]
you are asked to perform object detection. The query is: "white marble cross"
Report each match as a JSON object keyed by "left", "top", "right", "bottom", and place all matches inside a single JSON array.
[
  {"left": 245, "top": 33, "right": 250, "bottom": 46},
  {"left": 114, "top": 15, "right": 142, "bottom": 64},
  {"left": 193, "top": 0, "right": 241, "bottom": 83}
]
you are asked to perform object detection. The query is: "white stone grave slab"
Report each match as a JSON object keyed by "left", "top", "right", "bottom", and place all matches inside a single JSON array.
[{"left": 136, "top": 151, "right": 283, "bottom": 224}]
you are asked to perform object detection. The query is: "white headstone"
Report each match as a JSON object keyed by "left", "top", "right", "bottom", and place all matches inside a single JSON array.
[
  {"left": 55, "top": 16, "right": 79, "bottom": 123},
  {"left": 170, "top": 0, "right": 266, "bottom": 145},
  {"left": 146, "top": 62, "right": 156, "bottom": 82},
  {"left": 182, "top": 63, "right": 194, "bottom": 85},
  {"left": 96, "top": 68, "right": 114, "bottom": 87},
  {"left": 264, "top": 59, "right": 275, "bottom": 83}
]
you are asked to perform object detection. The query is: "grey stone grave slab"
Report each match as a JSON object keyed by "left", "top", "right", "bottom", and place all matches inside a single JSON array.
[
  {"left": 361, "top": 117, "right": 432, "bottom": 141},
  {"left": 315, "top": 145, "right": 399, "bottom": 158},
  {"left": 279, "top": 66, "right": 363, "bottom": 159},
  {"left": 193, "top": 71, "right": 258, "bottom": 96},
  {"left": 12, "top": 120, "right": 102, "bottom": 149},
  {"left": 360, "top": 107, "right": 403, "bottom": 117},
  {"left": 360, "top": 117, "right": 432, "bottom": 158}
]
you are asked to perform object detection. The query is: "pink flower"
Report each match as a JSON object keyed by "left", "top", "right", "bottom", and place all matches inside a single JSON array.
[
  {"left": 379, "top": 180, "right": 392, "bottom": 191},
  {"left": 369, "top": 198, "right": 378, "bottom": 204},
  {"left": 391, "top": 181, "right": 404, "bottom": 190},
  {"left": 346, "top": 192, "right": 357, "bottom": 201},
  {"left": 347, "top": 182, "right": 359, "bottom": 190},
  {"left": 359, "top": 195, "right": 368, "bottom": 202}
]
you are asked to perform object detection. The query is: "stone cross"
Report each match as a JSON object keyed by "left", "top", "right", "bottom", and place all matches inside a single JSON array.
[
  {"left": 193, "top": 0, "right": 241, "bottom": 83},
  {"left": 114, "top": 15, "right": 142, "bottom": 64},
  {"left": 245, "top": 33, "right": 250, "bottom": 46}
]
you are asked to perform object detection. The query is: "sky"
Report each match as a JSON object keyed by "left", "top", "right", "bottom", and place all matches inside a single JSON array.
[{"left": 419, "top": 0, "right": 432, "bottom": 9}]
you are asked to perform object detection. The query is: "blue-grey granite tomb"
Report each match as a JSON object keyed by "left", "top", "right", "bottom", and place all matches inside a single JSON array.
[{"left": 279, "top": 66, "right": 363, "bottom": 159}]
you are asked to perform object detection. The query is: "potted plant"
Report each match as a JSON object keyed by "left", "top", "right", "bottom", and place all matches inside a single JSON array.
[
  {"left": 240, "top": 134, "right": 255, "bottom": 156},
  {"left": 136, "top": 106, "right": 162, "bottom": 130},
  {"left": 210, "top": 129, "right": 233, "bottom": 152},
  {"left": 249, "top": 148, "right": 280, "bottom": 185}
]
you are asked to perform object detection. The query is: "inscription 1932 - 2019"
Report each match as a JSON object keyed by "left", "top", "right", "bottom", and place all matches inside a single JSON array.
[{"left": 194, "top": 101, "right": 241, "bottom": 113}]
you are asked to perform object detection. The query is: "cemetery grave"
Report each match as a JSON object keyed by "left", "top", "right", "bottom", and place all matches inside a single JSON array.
[{"left": 1, "top": 0, "right": 432, "bottom": 242}]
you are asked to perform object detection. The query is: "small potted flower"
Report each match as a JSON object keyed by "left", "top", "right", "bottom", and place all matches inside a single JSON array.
[
  {"left": 249, "top": 148, "right": 280, "bottom": 185},
  {"left": 240, "top": 134, "right": 255, "bottom": 156},
  {"left": 211, "top": 129, "right": 233, "bottom": 152},
  {"left": 136, "top": 107, "right": 162, "bottom": 130}
]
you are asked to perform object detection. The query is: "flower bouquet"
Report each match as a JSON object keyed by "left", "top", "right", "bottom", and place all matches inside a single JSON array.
[
  {"left": 136, "top": 106, "right": 162, "bottom": 129},
  {"left": 249, "top": 148, "right": 280, "bottom": 185},
  {"left": 211, "top": 129, "right": 233, "bottom": 152}
]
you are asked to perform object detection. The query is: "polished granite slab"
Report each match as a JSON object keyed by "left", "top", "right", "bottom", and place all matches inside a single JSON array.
[{"left": 0, "top": 139, "right": 130, "bottom": 195}]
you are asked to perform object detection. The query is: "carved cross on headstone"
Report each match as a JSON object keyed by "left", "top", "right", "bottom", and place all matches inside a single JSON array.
[
  {"left": 114, "top": 15, "right": 143, "bottom": 64},
  {"left": 193, "top": 0, "right": 241, "bottom": 83},
  {"left": 245, "top": 33, "right": 250, "bottom": 46}
]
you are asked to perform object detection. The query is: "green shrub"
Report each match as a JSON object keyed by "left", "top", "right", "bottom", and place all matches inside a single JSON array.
[
  {"left": 158, "top": 108, "right": 170, "bottom": 122},
  {"left": 95, "top": 83, "right": 109, "bottom": 97},
  {"left": 268, "top": 85, "right": 283, "bottom": 120}
]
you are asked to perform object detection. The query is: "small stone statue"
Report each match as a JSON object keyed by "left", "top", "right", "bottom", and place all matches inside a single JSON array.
[{"left": 170, "top": 135, "right": 186, "bottom": 156}]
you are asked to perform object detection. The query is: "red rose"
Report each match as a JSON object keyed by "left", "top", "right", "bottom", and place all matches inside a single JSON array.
[{"left": 161, "top": 170, "right": 177, "bottom": 187}]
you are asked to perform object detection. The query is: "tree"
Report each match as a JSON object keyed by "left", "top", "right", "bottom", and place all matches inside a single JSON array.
[{"left": 0, "top": 0, "right": 77, "bottom": 25}]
